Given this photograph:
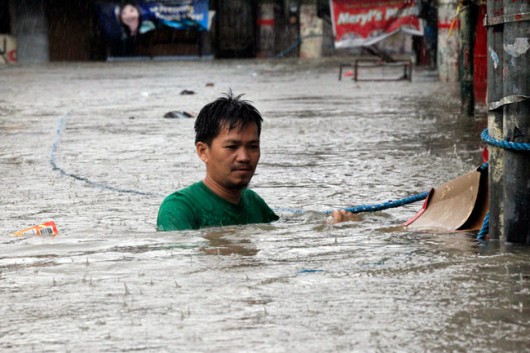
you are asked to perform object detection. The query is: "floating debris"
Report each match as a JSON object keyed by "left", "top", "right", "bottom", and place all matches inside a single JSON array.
[
  {"left": 163, "top": 111, "right": 194, "bottom": 119},
  {"left": 13, "top": 220, "right": 59, "bottom": 236}
]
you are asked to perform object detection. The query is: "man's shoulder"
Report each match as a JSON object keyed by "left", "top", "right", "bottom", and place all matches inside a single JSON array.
[
  {"left": 157, "top": 182, "right": 205, "bottom": 231},
  {"left": 161, "top": 181, "right": 204, "bottom": 202},
  {"left": 241, "top": 187, "right": 264, "bottom": 201},
  {"left": 159, "top": 183, "right": 207, "bottom": 217},
  {"left": 241, "top": 188, "right": 275, "bottom": 212},
  {"left": 241, "top": 188, "right": 279, "bottom": 222}
]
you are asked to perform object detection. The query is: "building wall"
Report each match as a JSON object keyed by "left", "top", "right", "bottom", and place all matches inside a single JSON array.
[
  {"left": 15, "top": 0, "right": 49, "bottom": 63},
  {"left": 5, "top": 0, "right": 99, "bottom": 63},
  {"left": 47, "top": 0, "right": 97, "bottom": 61},
  {"left": 4, "top": 0, "right": 326, "bottom": 62}
]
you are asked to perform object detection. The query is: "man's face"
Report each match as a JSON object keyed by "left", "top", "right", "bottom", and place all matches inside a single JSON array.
[{"left": 197, "top": 122, "right": 260, "bottom": 191}]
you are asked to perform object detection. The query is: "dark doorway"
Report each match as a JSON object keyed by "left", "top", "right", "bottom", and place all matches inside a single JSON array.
[
  {"left": 47, "top": 0, "right": 103, "bottom": 61},
  {"left": 213, "top": 0, "right": 256, "bottom": 58},
  {"left": 0, "top": 0, "right": 11, "bottom": 33}
]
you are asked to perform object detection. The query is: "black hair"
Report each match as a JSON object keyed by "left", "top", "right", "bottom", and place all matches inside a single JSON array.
[
  {"left": 194, "top": 91, "right": 263, "bottom": 145},
  {"left": 118, "top": 1, "right": 142, "bottom": 37}
]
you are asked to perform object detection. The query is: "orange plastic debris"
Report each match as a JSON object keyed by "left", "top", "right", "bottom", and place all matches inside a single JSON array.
[{"left": 13, "top": 221, "right": 59, "bottom": 236}]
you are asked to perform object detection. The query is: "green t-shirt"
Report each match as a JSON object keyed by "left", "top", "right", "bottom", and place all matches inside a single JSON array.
[{"left": 157, "top": 181, "right": 279, "bottom": 231}]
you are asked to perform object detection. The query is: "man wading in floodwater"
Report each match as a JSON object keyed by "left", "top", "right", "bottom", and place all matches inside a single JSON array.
[{"left": 157, "top": 91, "right": 355, "bottom": 231}]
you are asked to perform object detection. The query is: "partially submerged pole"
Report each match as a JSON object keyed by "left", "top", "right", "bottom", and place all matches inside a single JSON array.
[
  {"left": 459, "top": 0, "right": 477, "bottom": 116},
  {"left": 486, "top": 0, "right": 504, "bottom": 240},
  {"left": 257, "top": 0, "right": 276, "bottom": 58},
  {"left": 299, "top": 0, "right": 323, "bottom": 59},
  {"left": 437, "top": 0, "right": 460, "bottom": 82},
  {"left": 502, "top": 0, "right": 530, "bottom": 244}
]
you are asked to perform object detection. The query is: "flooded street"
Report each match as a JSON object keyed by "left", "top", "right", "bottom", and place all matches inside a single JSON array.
[{"left": 1, "top": 59, "right": 529, "bottom": 352}]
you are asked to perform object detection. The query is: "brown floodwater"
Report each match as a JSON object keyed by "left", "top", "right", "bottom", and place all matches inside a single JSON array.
[{"left": 0, "top": 59, "right": 529, "bottom": 352}]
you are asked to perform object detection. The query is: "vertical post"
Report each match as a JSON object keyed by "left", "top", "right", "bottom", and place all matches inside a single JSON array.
[
  {"left": 15, "top": 0, "right": 49, "bottom": 63},
  {"left": 502, "top": 0, "right": 530, "bottom": 244},
  {"left": 257, "top": 0, "right": 276, "bottom": 58},
  {"left": 486, "top": 0, "right": 504, "bottom": 240},
  {"left": 290, "top": 2, "right": 300, "bottom": 55},
  {"left": 459, "top": 0, "right": 477, "bottom": 116},
  {"left": 437, "top": 0, "right": 460, "bottom": 82},
  {"left": 486, "top": 0, "right": 504, "bottom": 239},
  {"left": 299, "top": 0, "right": 322, "bottom": 59}
]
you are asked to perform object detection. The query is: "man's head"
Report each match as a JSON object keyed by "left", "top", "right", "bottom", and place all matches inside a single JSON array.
[
  {"left": 194, "top": 91, "right": 263, "bottom": 146},
  {"left": 195, "top": 92, "right": 263, "bottom": 193}
]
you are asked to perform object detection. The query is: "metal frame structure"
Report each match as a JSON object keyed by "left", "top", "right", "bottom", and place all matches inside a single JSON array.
[{"left": 339, "top": 59, "right": 413, "bottom": 82}]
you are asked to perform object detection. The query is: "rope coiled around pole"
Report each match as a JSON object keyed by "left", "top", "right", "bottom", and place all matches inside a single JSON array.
[
  {"left": 478, "top": 129, "right": 530, "bottom": 240},
  {"left": 481, "top": 128, "right": 530, "bottom": 152}
]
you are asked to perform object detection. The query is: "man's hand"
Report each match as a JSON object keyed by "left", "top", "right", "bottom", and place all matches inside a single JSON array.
[{"left": 330, "top": 209, "right": 360, "bottom": 224}]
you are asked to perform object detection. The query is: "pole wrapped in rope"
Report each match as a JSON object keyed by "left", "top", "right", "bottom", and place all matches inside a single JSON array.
[
  {"left": 481, "top": 128, "right": 528, "bottom": 239},
  {"left": 481, "top": 128, "right": 530, "bottom": 152}
]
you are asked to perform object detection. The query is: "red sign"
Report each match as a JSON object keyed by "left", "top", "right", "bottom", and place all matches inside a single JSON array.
[
  {"left": 330, "top": 0, "right": 423, "bottom": 48},
  {"left": 7, "top": 50, "right": 16, "bottom": 63}
]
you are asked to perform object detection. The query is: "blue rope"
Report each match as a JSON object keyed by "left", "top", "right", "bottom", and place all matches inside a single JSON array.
[
  {"left": 477, "top": 212, "right": 489, "bottom": 241},
  {"left": 478, "top": 162, "right": 488, "bottom": 172},
  {"left": 275, "top": 36, "right": 301, "bottom": 58},
  {"left": 275, "top": 191, "right": 429, "bottom": 216},
  {"left": 275, "top": 34, "right": 324, "bottom": 59},
  {"left": 51, "top": 113, "right": 162, "bottom": 197},
  {"left": 481, "top": 128, "right": 530, "bottom": 152},
  {"left": 323, "top": 191, "right": 429, "bottom": 215},
  {"left": 476, "top": 162, "right": 490, "bottom": 240},
  {"left": 278, "top": 162, "right": 490, "bottom": 216}
]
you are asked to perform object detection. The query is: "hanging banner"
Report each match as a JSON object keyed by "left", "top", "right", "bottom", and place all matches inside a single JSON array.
[
  {"left": 330, "top": 0, "right": 423, "bottom": 49},
  {"left": 96, "top": 1, "right": 209, "bottom": 41},
  {"left": 96, "top": 0, "right": 210, "bottom": 56},
  {"left": 140, "top": 0, "right": 210, "bottom": 31}
]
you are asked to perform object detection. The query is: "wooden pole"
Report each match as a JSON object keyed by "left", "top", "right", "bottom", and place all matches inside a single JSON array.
[
  {"left": 257, "top": 0, "right": 276, "bottom": 58},
  {"left": 437, "top": 0, "right": 460, "bottom": 82},
  {"left": 486, "top": 0, "right": 504, "bottom": 240},
  {"left": 502, "top": 0, "right": 530, "bottom": 244},
  {"left": 299, "top": 0, "right": 322, "bottom": 59},
  {"left": 459, "top": 0, "right": 477, "bottom": 116}
]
